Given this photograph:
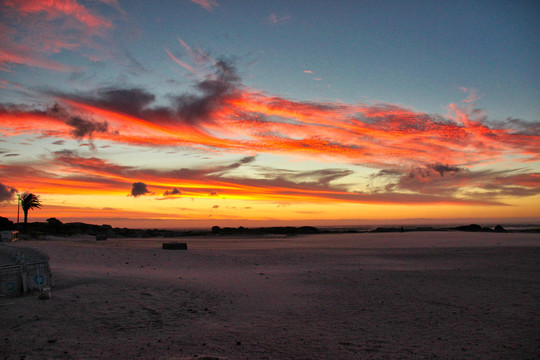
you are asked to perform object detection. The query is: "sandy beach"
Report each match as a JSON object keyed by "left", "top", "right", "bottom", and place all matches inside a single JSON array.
[{"left": 1, "top": 231, "right": 539, "bottom": 359}]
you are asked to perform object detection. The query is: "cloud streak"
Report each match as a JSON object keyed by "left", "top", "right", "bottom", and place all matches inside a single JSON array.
[
  {"left": 5, "top": 0, "right": 112, "bottom": 29},
  {"left": 268, "top": 13, "right": 291, "bottom": 25},
  {"left": 190, "top": 0, "right": 218, "bottom": 11},
  {"left": 0, "top": 0, "right": 116, "bottom": 71},
  {"left": 0, "top": 151, "right": 532, "bottom": 207},
  {"left": 2, "top": 53, "right": 532, "bottom": 170},
  {"left": 25, "top": 70, "right": 538, "bottom": 167},
  {"left": 0, "top": 41, "right": 539, "bottom": 215}
]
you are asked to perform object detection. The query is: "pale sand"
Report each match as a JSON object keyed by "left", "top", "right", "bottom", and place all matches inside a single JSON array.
[{"left": 1, "top": 232, "right": 539, "bottom": 359}]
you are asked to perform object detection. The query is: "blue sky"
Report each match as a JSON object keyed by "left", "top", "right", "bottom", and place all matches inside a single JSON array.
[{"left": 3, "top": 0, "right": 538, "bottom": 118}]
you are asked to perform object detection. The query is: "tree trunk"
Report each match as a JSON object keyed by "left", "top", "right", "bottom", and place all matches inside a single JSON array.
[{"left": 23, "top": 210, "right": 28, "bottom": 232}]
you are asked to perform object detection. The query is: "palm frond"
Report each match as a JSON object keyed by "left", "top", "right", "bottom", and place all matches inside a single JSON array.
[{"left": 20, "top": 192, "right": 42, "bottom": 211}]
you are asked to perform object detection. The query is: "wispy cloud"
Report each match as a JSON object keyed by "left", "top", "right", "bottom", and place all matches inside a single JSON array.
[
  {"left": 268, "top": 13, "right": 291, "bottom": 25},
  {"left": 0, "top": 0, "right": 117, "bottom": 71},
  {"left": 5, "top": 0, "right": 112, "bottom": 29},
  {"left": 0, "top": 150, "right": 528, "bottom": 207},
  {"left": 370, "top": 165, "right": 540, "bottom": 203},
  {"left": 165, "top": 48, "right": 200, "bottom": 75},
  {"left": 190, "top": 0, "right": 218, "bottom": 11},
  {"left": 0, "top": 41, "right": 81, "bottom": 72},
  {"left": 1, "top": 53, "right": 539, "bottom": 167},
  {"left": 1, "top": 40, "right": 539, "bottom": 210}
]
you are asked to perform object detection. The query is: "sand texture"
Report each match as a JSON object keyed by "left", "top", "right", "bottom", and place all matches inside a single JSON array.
[{"left": 1, "top": 231, "right": 539, "bottom": 359}]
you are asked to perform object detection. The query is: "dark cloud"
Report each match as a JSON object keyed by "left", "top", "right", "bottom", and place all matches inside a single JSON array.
[
  {"left": 1, "top": 103, "right": 43, "bottom": 115},
  {"left": 4, "top": 153, "right": 20, "bottom": 157},
  {"left": 489, "top": 118, "right": 540, "bottom": 136},
  {"left": 47, "top": 58, "right": 240, "bottom": 131},
  {"left": 254, "top": 167, "right": 353, "bottom": 188},
  {"left": 55, "top": 87, "right": 166, "bottom": 123},
  {"left": 371, "top": 169, "right": 402, "bottom": 178},
  {"left": 46, "top": 103, "right": 114, "bottom": 149},
  {"left": 209, "top": 155, "right": 257, "bottom": 176},
  {"left": 65, "top": 116, "right": 112, "bottom": 150},
  {"left": 429, "top": 164, "right": 461, "bottom": 176},
  {"left": 93, "top": 88, "right": 155, "bottom": 116},
  {"left": 48, "top": 102, "right": 68, "bottom": 117},
  {"left": 290, "top": 169, "right": 354, "bottom": 186},
  {"left": 66, "top": 116, "right": 109, "bottom": 139},
  {"left": 0, "top": 183, "right": 17, "bottom": 202},
  {"left": 53, "top": 149, "right": 78, "bottom": 157},
  {"left": 131, "top": 182, "right": 150, "bottom": 197},
  {"left": 219, "top": 155, "right": 257, "bottom": 171},
  {"left": 163, "top": 187, "right": 181, "bottom": 196},
  {"left": 239, "top": 155, "right": 257, "bottom": 164},
  {"left": 174, "top": 58, "right": 240, "bottom": 124}
]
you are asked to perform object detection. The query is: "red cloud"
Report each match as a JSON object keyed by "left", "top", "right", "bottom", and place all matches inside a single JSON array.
[
  {"left": 1, "top": 0, "right": 116, "bottom": 71},
  {"left": 5, "top": 0, "right": 112, "bottom": 29},
  {"left": 0, "top": 49, "right": 79, "bottom": 72},
  {"left": 1, "top": 53, "right": 539, "bottom": 210},
  {"left": 2, "top": 76, "right": 538, "bottom": 168}
]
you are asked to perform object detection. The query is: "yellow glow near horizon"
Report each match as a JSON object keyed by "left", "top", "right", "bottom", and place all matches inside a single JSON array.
[{"left": 1, "top": 192, "right": 538, "bottom": 229}]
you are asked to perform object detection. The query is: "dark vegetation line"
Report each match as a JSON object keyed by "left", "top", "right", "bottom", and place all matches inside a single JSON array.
[{"left": 1, "top": 216, "right": 538, "bottom": 239}]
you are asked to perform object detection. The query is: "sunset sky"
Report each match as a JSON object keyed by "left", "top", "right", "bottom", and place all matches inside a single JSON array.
[{"left": 1, "top": 0, "right": 539, "bottom": 228}]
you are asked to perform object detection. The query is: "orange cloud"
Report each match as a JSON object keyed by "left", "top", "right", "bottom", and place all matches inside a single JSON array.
[
  {"left": 1, "top": 53, "right": 539, "bottom": 216},
  {"left": 0, "top": 150, "right": 517, "bottom": 208},
  {"left": 2, "top": 73, "right": 538, "bottom": 168}
]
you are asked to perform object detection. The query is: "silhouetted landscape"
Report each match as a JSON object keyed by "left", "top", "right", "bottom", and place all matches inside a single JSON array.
[{"left": 2, "top": 216, "right": 538, "bottom": 240}]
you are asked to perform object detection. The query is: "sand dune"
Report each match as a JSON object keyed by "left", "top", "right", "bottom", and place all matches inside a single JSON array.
[{"left": 1, "top": 232, "right": 539, "bottom": 359}]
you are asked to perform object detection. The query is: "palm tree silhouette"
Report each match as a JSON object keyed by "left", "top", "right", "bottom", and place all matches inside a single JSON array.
[{"left": 20, "top": 192, "right": 41, "bottom": 231}]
